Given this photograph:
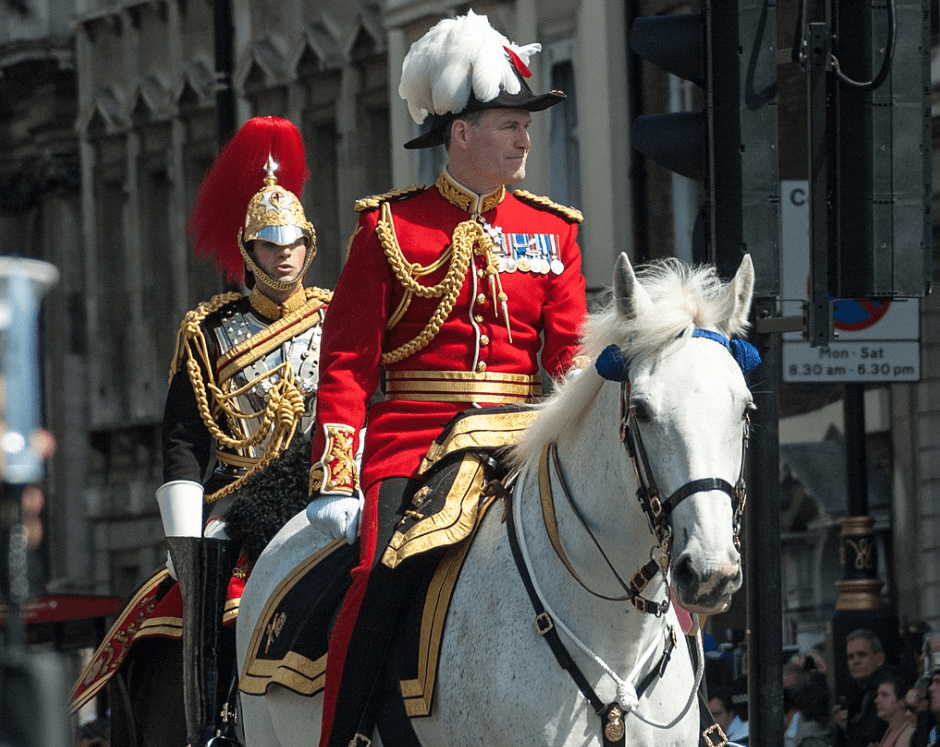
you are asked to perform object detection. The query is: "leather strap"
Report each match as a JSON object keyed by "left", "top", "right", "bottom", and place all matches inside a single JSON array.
[
  {"left": 501, "top": 479, "right": 677, "bottom": 746},
  {"left": 503, "top": 480, "right": 607, "bottom": 716}
]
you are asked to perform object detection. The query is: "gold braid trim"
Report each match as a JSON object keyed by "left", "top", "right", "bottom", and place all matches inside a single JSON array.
[
  {"left": 355, "top": 185, "right": 426, "bottom": 213},
  {"left": 167, "top": 289, "right": 324, "bottom": 505},
  {"left": 435, "top": 173, "right": 505, "bottom": 213},
  {"left": 302, "top": 286, "right": 333, "bottom": 306},
  {"left": 168, "top": 292, "right": 243, "bottom": 383},
  {"left": 512, "top": 189, "right": 584, "bottom": 223},
  {"left": 379, "top": 203, "right": 498, "bottom": 365}
]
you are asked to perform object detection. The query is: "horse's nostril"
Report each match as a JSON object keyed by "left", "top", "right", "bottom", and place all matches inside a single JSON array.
[{"left": 673, "top": 555, "right": 698, "bottom": 589}]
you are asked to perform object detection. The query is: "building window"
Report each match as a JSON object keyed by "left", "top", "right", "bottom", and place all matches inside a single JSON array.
[{"left": 548, "top": 57, "right": 581, "bottom": 213}]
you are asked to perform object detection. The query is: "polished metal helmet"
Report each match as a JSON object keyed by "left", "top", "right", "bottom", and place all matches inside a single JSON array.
[{"left": 238, "top": 155, "right": 317, "bottom": 292}]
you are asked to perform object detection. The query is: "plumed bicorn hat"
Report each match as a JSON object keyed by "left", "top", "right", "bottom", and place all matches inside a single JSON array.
[{"left": 399, "top": 10, "right": 566, "bottom": 149}]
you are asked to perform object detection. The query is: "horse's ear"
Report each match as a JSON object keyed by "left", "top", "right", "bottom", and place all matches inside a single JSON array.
[
  {"left": 725, "top": 253, "right": 755, "bottom": 331},
  {"left": 613, "top": 252, "right": 653, "bottom": 320}
]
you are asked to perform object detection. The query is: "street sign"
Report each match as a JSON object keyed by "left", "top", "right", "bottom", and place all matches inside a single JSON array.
[
  {"left": 831, "top": 299, "right": 890, "bottom": 332},
  {"left": 780, "top": 180, "right": 920, "bottom": 383}
]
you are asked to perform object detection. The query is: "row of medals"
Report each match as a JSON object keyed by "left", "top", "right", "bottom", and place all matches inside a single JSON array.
[{"left": 483, "top": 221, "right": 565, "bottom": 276}]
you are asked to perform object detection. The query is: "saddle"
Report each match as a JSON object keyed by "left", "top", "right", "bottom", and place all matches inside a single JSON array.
[
  {"left": 381, "top": 405, "right": 537, "bottom": 569},
  {"left": 238, "top": 406, "right": 537, "bottom": 711}
]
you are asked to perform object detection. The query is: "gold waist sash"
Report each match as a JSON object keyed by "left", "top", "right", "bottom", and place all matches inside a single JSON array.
[{"left": 384, "top": 369, "right": 541, "bottom": 404}]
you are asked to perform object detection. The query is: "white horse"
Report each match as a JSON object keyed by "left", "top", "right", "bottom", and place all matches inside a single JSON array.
[{"left": 236, "top": 252, "right": 757, "bottom": 747}]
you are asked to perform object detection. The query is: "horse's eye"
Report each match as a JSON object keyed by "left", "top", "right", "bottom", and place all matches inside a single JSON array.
[{"left": 631, "top": 401, "right": 652, "bottom": 423}]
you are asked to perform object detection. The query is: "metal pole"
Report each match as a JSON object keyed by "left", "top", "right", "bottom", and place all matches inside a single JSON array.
[
  {"left": 806, "top": 22, "right": 833, "bottom": 347},
  {"left": 843, "top": 384, "right": 869, "bottom": 516},
  {"left": 746, "top": 297, "right": 784, "bottom": 747}
]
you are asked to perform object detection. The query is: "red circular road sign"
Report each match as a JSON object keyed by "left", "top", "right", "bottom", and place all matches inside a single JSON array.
[{"left": 831, "top": 299, "right": 891, "bottom": 332}]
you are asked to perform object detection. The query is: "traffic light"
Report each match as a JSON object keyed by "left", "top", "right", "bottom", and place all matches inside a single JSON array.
[
  {"left": 629, "top": 14, "right": 705, "bottom": 181},
  {"left": 630, "top": 1, "right": 780, "bottom": 297},
  {"left": 830, "top": 0, "right": 932, "bottom": 298}
]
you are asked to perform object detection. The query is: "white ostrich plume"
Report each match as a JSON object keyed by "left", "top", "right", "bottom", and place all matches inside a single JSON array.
[{"left": 398, "top": 10, "right": 541, "bottom": 124}]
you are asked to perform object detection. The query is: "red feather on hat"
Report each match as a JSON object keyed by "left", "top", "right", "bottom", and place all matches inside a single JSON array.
[{"left": 187, "top": 116, "right": 309, "bottom": 284}]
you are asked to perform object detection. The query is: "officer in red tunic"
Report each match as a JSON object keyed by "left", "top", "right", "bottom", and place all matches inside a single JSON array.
[{"left": 306, "top": 12, "right": 588, "bottom": 746}]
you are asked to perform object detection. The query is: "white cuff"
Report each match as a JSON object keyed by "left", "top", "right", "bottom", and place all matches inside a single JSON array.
[{"left": 155, "top": 480, "right": 204, "bottom": 537}]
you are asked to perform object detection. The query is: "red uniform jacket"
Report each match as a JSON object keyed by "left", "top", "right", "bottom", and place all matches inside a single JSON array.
[{"left": 310, "top": 170, "right": 587, "bottom": 495}]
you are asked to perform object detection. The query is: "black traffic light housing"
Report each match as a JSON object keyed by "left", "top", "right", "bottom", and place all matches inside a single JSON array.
[
  {"left": 630, "top": 1, "right": 780, "bottom": 297},
  {"left": 830, "top": 0, "right": 933, "bottom": 298},
  {"left": 630, "top": 14, "right": 705, "bottom": 181}
]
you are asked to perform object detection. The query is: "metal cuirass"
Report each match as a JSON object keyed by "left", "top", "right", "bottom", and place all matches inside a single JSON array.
[{"left": 209, "top": 303, "right": 324, "bottom": 481}]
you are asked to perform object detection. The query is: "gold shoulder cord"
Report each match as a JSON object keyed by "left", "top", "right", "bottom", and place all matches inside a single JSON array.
[
  {"left": 378, "top": 202, "right": 506, "bottom": 365},
  {"left": 355, "top": 184, "right": 425, "bottom": 213},
  {"left": 512, "top": 189, "right": 584, "bottom": 223},
  {"left": 304, "top": 286, "right": 333, "bottom": 306},
  {"left": 168, "top": 288, "right": 326, "bottom": 504}
]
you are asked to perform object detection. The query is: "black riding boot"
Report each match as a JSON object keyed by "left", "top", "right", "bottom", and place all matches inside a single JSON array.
[{"left": 167, "top": 536, "right": 243, "bottom": 747}]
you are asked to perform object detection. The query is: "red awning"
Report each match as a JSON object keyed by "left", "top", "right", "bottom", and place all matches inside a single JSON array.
[{"left": 0, "top": 595, "right": 123, "bottom": 625}]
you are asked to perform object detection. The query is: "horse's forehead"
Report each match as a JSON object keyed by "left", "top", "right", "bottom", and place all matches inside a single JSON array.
[{"left": 631, "top": 337, "right": 745, "bottom": 399}]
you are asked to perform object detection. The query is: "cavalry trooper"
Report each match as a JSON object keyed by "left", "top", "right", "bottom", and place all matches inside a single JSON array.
[
  {"left": 304, "top": 11, "right": 589, "bottom": 746},
  {"left": 158, "top": 116, "right": 330, "bottom": 746},
  {"left": 68, "top": 117, "right": 329, "bottom": 746}
]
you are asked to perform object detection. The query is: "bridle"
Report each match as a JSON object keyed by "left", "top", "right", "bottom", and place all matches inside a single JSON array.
[
  {"left": 621, "top": 379, "right": 751, "bottom": 558},
  {"left": 585, "top": 328, "right": 760, "bottom": 614},
  {"left": 528, "top": 329, "right": 758, "bottom": 617},
  {"left": 500, "top": 328, "right": 761, "bottom": 745}
]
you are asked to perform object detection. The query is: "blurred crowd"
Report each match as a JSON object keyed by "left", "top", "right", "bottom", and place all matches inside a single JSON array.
[{"left": 706, "top": 622, "right": 940, "bottom": 747}]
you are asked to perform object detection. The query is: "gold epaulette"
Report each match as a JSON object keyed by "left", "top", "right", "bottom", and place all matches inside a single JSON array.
[
  {"left": 168, "top": 291, "right": 243, "bottom": 382},
  {"left": 304, "top": 286, "right": 333, "bottom": 305},
  {"left": 512, "top": 189, "right": 584, "bottom": 223},
  {"left": 354, "top": 184, "right": 426, "bottom": 213}
]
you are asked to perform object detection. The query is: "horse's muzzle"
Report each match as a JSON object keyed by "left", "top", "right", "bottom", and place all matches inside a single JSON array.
[{"left": 671, "top": 552, "right": 742, "bottom": 613}]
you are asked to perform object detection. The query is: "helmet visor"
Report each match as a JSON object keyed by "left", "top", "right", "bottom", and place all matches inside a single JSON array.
[{"left": 252, "top": 224, "right": 307, "bottom": 246}]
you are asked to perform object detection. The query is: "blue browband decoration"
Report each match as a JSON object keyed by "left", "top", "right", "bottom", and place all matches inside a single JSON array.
[
  {"left": 594, "top": 330, "right": 761, "bottom": 382},
  {"left": 691, "top": 329, "right": 761, "bottom": 374},
  {"left": 594, "top": 343, "right": 630, "bottom": 382}
]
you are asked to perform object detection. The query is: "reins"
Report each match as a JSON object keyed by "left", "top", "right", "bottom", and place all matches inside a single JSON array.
[
  {"left": 538, "top": 443, "right": 669, "bottom": 614},
  {"left": 497, "top": 326, "right": 759, "bottom": 745},
  {"left": 498, "top": 473, "right": 702, "bottom": 747}
]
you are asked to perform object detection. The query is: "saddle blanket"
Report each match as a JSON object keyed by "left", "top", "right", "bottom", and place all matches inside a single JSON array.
[
  {"left": 68, "top": 553, "right": 251, "bottom": 714},
  {"left": 239, "top": 491, "right": 503, "bottom": 717}
]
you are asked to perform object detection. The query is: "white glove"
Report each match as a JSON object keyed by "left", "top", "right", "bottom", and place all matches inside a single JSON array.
[
  {"left": 306, "top": 494, "right": 361, "bottom": 545},
  {"left": 155, "top": 480, "right": 204, "bottom": 537},
  {"left": 203, "top": 517, "right": 230, "bottom": 540}
]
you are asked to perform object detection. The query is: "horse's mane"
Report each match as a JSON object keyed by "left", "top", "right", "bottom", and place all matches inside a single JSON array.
[{"left": 512, "top": 258, "right": 750, "bottom": 468}]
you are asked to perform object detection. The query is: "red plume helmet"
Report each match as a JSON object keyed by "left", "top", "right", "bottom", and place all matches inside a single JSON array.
[{"left": 187, "top": 116, "right": 310, "bottom": 284}]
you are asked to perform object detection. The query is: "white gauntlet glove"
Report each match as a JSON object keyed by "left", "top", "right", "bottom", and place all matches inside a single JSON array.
[
  {"left": 306, "top": 494, "right": 362, "bottom": 545},
  {"left": 156, "top": 480, "right": 205, "bottom": 581},
  {"left": 203, "top": 517, "right": 230, "bottom": 540}
]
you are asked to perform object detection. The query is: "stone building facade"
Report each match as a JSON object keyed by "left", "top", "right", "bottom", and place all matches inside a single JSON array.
[
  {"left": 0, "top": 0, "right": 629, "bottom": 605},
  {"left": 1, "top": 0, "right": 939, "bottom": 650}
]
